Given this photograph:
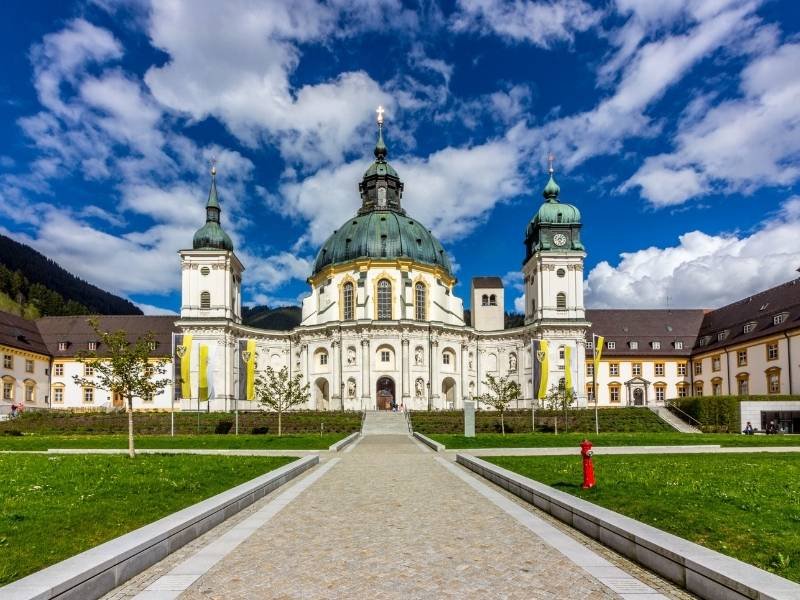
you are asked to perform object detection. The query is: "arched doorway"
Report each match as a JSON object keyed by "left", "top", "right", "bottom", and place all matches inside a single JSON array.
[
  {"left": 441, "top": 377, "right": 457, "bottom": 409},
  {"left": 633, "top": 387, "right": 644, "bottom": 406},
  {"left": 376, "top": 376, "right": 395, "bottom": 410},
  {"left": 314, "top": 378, "right": 329, "bottom": 410}
]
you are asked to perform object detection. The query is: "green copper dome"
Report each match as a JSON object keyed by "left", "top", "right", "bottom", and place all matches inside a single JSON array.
[
  {"left": 312, "top": 121, "right": 452, "bottom": 277},
  {"left": 193, "top": 168, "right": 234, "bottom": 252},
  {"left": 312, "top": 211, "right": 452, "bottom": 275},
  {"left": 531, "top": 174, "right": 581, "bottom": 226},
  {"left": 524, "top": 170, "right": 585, "bottom": 260}
]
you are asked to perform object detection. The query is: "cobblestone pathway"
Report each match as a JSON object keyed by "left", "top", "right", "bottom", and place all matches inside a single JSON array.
[{"left": 116, "top": 435, "right": 691, "bottom": 599}]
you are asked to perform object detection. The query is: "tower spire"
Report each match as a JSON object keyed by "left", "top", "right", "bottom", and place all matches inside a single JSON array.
[
  {"left": 543, "top": 151, "right": 560, "bottom": 202},
  {"left": 192, "top": 159, "right": 234, "bottom": 251},
  {"left": 374, "top": 105, "right": 388, "bottom": 161}
]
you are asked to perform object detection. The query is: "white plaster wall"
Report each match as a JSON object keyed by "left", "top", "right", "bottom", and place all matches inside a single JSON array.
[
  {"left": 180, "top": 250, "right": 242, "bottom": 322},
  {"left": 0, "top": 348, "right": 50, "bottom": 408}
]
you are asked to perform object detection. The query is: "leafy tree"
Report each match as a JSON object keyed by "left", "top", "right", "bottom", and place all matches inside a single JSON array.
[
  {"left": 73, "top": 318, "right": 170, "bottom": 458},
  {"left": 479, "top": 374, "right": 521, "bottom": 435},
  {"left": 254, "top": 366, "right": 310, "bottom": 436},
  {"left": 543, "top": 384, "right": 577, "bottom": 433}
]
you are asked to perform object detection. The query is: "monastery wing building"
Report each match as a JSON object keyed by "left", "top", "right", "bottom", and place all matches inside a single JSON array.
[{"left": 1, "top": 117, "right": 798, "bottom": 417}]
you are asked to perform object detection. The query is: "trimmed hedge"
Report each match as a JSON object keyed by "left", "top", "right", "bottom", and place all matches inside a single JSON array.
[
  {"left": 410, "top": 408, "right": 672, "bottom": 434},
  {"left": 0, "top": 410, "right": 363, "bottom": 435},
  {"left": 670, "top": 395, "right": 800, "bottom": 433}
]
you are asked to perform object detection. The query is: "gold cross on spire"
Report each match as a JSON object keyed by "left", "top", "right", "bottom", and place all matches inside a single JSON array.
[
  {"left": 547, "top": 152, "right": 555, "bottom": 175},
  {"left": 376, "top": 105, "right": 385, "bottom": 126}
]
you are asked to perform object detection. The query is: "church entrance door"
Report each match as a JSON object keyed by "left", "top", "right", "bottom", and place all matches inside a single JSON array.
[
  {"left": 376, "top": 376, "right": 395, "bottom": 410},
  {"left": 633, "top": 388, "right": 644, "bottom": 406}
]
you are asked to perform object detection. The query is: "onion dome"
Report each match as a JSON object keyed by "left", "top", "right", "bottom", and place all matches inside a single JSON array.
[
  {"left": 312, "top": 111, "right": 453, "bottom": 278},
  {"left": 193, "top": 166, "right": 234, "bottom": 252},
  {"left": 531, "top": 172, "right": 581, "bottom": 226},
  {"left": 524, "top": 164, "right": 585, "bottom": 260}
]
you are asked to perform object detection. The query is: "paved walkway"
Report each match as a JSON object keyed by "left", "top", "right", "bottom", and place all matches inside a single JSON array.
[
  {"left": 110, "top": 435, "right": 692, "bottom": 599},
  {"left": 448, "top": 445, "right": 800, "bottom": 456}
]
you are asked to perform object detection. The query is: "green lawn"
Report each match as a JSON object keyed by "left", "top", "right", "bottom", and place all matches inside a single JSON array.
[
  {"left": 486, "top": 453, "right": 800, "bottom": 582},
  {"left": 430, "top": 432, "right": 800, "bottom": 448},
  {"left": 0, "top": 454, "right": 295, "bottom": 585},
  {"left": 0, "top": 433, "right": 347, "bottom": 451}
]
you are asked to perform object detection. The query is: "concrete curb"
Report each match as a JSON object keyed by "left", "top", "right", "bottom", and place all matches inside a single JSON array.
[
  {"left": 456, "top": 453, "right": 800, "bottom": 600},
  {"left": 1, "top": 455, "right": 319, "bottom": 600},
  {"left": 413, "top": 432, "right": 444, "bottom": 452},
  {"left": 328, "top": 432, "right": 360, "bottom": 452}
]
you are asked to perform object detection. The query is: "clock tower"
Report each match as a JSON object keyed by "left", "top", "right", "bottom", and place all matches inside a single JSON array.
[{"left": 522, "top": 162, "right": 589, "bottom": 403}]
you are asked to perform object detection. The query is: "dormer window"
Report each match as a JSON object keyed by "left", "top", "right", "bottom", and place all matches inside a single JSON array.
[
  {"left": 88, "top": 341, "right": 97, "bottom": 351},
  {"left": 743, "top": 322, "right": 757, "bottom": 334},
  {"left": 607, "top": 341, "right": 616, "bottom": 350},
  {"left": 58, "top": 342, "right": 68, "bottom": 351},
  {"left": 629, "top": 341, "right": 638, "bottom": 350},
  {"left": 717, "top": 330, "right": 728, "bottom": 342},
  {"left": 674, "top": 341, "right": 684, "bottom": 350},
  {"left": 773, "top": 312, "right": 788, "bottom": 326},
  {"left": 652, "top": 341, "right": 661, "bottom": 350}
]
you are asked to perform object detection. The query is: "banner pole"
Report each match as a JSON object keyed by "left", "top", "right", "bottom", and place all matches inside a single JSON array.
[
  {"left": 594, "top": 333, "right": 599, "bottom": 435},
  {"left": 170, "top": 332, "right": 175, "bottom": 437}
]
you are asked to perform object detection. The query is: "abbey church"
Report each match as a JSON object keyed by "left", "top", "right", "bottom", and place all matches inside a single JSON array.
[{"left": 1, "top": 116, "right": 798, "bottom": 419}]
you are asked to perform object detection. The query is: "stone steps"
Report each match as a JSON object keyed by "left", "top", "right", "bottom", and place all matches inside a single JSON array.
[
  {"left": 361, "top": 410, "right": 410, "bottom": 435},
  {"left": 649, "top": 406, "right": 702, "bottom": 433}
]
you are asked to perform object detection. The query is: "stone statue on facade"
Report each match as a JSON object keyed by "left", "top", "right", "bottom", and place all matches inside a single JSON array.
[
  {"left": 509, "top": 353, "right": 517, "bottom": 372},
  {"left": 347, "top": 378, "right": 356, "bottom": 398},
  {"left": 415, "top": 347, "right": 424, "bottom": 366},
  {"left": 415, "top": 378, "right": 424, "bottom": 398},
  {"left": 346, "top": 346, "right": 356, "bottom": 366}
]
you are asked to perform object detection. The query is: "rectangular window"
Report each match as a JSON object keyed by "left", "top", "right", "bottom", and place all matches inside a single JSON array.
[
  {"left": 655, "top": 363, "right": 665, "bottom": 376},
  {"left": 677, "top": 385, "right": 688, "bottom": 398},
  {"left": 3, "top": 382, "right": 12, "bottom": 400},
  {"left": 58, "top": 342, "right": 67, "bottom": 351},
  {"left": 768, "top": 372, "right": 780, "bottom": 394},
  {"left": 25, "top": 385, "right": 33, "bottom": 402},
  {"left": 609, "top": 386, "right": 620, "bottom": 403},
  {"left": 88, "top": 341, "right": 97, "bottom": 351},
  {"left": 320, "top": 353, "right": 328, "bottom": 366},
  {"left": 677, "top": 362, "right": 687, "bottom": 376},
  {"left": 694, "top": 362, "right": 702, "bottom": 376},
  {"left": 83, "top": 387, "right": 94, "bottom": 403},
  {"left": 54, "top": 363, "right": 64, "bottom": 376},
  {"left": 381, "top": 350, "right": 390, "bottom": 363},
  {"left": 737, "top": 350, "right": 747, "bottom": 367},
  {"left": 25, "top": 359, "right": 34, "bottom": 373},
  {"left": 84, "top": 363, "right": 94, "bottom": 377},
  {"left": 743, "top": 322, "right": 756, "bottom": 333},
  {"left": 694, "top": 382, "right": 703, "bottom": 396},
  {"left": 586, "top": 363, "right": 594, "bottom": 377},
  {"left": 712, "top": 381, "right": 722, "bottom": 396},
  {"left": 3, "top": 355, "right": 12, "bottom": 369},
  {"left": 767, "top": 343, "right": 779, "bottom": 361},
  {"left": 53, "top": 387, "right": 64, "bottom": 403},
  {"left": 652, "top": 341, "right": 661, "bottom": 350},
  {"left": 585, "top": 341, "right": 594, "bottom": 349},
  {"left": 712, "top": 356, "right": 721, "bottom": 372},
  {"left": 738, "top": 378, "right": 749, "bottom": 396},
  {"left": 629, "top": 341, "right": 638, "bottom": 350},
  {"left": 607, "top": 341, "right": 616, "bottom": 350},
  {"left": 674, "top": 341, "right": 684, "bottom": 350},
  {"left": 442, "top": 353, "right": 450, "bottom": 365},
  {"left": 632, "top": 362, "right": 642, "bottom": 376},
  {"left": 774, "top": 313, "right": 787, "bottom": 325},
  {"left": 609, "top": 363, "right": 619, "bottom": 377},
  {"left": 655, "top": 386, "right": 666, "bottom": 402},
  {"left": 586, "top": 386, "right": 594, "bottom": 402}
]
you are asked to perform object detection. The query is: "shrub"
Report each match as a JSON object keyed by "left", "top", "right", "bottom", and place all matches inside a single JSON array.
[
  {"left": 251, "top": 426, "right": 269, "bottom": 435},
  {"left": 214, "top": 421, "right": 233, "bottom": 435},
  {"left": 670, "top": 395, "right": 800, "bottom": 432}
]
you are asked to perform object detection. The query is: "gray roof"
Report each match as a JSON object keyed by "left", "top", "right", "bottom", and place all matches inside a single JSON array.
[
  {"left": 0, "top": 311, "right": 49, "bottom": 356},
  {"left": 586, "top": 309, "right": 706, "bottom": 358},
  {"left": 35, "top": 315, "right": 178, "bottom": 358},
  {"left": 472, "top": 276, "right": 503, "bottom": 289}
]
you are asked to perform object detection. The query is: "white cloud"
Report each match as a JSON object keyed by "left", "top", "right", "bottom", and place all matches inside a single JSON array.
[
  {"left": 137, "top": 302, "right": 178, "bottom": 316},
  {"left": 585, "top": 197, "right": 800, "bottom": 308},
  {"left": 501, "top": 271, "right": 525, "bottom": 313},
  {"left": 624, "top": 42, "right": 800, "bottom": 205},
  {"left": 451, "top": 0, "right": 602, "bottom": 48}
]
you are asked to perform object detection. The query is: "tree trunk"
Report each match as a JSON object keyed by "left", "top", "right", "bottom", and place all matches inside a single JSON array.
[
  {"left": 278, "top": 408, "right": 282, "bottom": 437},
  {"left": 500, "top": 410, "right": 505, "bottom": 436},
  {"left": 127, "top": 396, "right": 135, "bottom": 458}
]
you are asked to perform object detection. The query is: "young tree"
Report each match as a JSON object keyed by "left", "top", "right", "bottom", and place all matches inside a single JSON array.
[
  {"left": 254, "top": 366, "right": 310, "bottom": 436},
  {"left": 73, "top": 318, "right": 170, "bottom": 458},
  {"left": 543, "top": 385, "right": 577, "bottom": 433},
  {"left": 479, "top": 374, "right": 521, "bottom": 435}
]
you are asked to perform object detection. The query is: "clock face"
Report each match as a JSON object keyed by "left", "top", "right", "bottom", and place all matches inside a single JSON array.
[{"left": 552, "top": 233, "right": 567, "bottom": 247}]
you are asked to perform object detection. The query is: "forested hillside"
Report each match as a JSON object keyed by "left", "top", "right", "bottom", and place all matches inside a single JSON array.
[
  {"left": 242, "top": 305, "right": 302, "bottom": 330},
  {"left": 0, "top": 234, "right": 141, "bottom": 317}
]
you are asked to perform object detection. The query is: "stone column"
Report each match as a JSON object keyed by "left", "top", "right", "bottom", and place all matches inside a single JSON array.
[
  {"left": 300, "top": 344, "right": 309, "bottom": 407},
  {"left": 401, "top": 337, "right": 411, "bottom": 401},
  {"left": 331, "top": 340, "right": 340, "bottom": 404},
  {"left": 430, "top": 339, "right": 440, "bottom": 408},
  {"left": 464, "top": 399, "right": 476, "bottom": 437},
  {"left": 361, "top": 338, "right": 370, "bottom": 408},
  {"left": 460, "top": 343, "right": 469, "bottom": 408}
]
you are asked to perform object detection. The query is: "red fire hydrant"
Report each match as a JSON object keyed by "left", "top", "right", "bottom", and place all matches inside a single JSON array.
[{"left": 580, "top": 439, "right": 596, "bottom": 489}]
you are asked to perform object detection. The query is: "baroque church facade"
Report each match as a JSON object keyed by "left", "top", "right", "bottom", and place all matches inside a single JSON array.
[{"left": 178, "top": 119, "right": 589, "bottom": 411}]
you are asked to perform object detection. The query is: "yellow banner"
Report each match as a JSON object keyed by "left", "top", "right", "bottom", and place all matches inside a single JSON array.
[
  {"left": 198, "top": 344, "right": 208, "bottom": 402},
  {"left": 536, "top": 340, "right": 549, "bottom": 399},
  {"left": 246, "top": 339, "right": 256, "bottom": 401},
  {"left": 565, "top": 345, "right": 573, "bottom": 393},
  {"left": 593, "top": 335, "right": 604, "bottom": 375},
  {"left": 180, "top": 335, "right": 192, "bottom": 399}
]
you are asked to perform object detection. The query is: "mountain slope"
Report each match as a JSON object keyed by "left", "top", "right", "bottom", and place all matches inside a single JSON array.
[
  {"left": 0, "top": 234, "right": 141, "bottom": 316},
  {"left": 242, "top": 305, "right": 301, "bottom": 330}
]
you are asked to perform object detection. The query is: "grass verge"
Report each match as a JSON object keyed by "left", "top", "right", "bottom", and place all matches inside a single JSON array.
[
  {"left": 430, "top": 432, "right": 800, "bottom": 448},
  {"left": 0, "top": 454, "right": 294, "bottom": 585},
  {"left": 0, "top": 433, "right": 346, "bottom": 451},
  {"left": 486, "top": 453, "right": 800, "bottom": 582}
]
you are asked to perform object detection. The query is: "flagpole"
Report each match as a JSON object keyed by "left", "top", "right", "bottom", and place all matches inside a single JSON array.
[
  {"left": 170, "top": 333, "right": 175, "bottom": 437},
  {"left": 592, "top": 334, "right": 598, "bottom": 434}
]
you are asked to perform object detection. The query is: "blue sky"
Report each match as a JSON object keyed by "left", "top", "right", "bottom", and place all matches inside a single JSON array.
[{"left": 1, "top": 0, "right": 799, "bottom": 316}]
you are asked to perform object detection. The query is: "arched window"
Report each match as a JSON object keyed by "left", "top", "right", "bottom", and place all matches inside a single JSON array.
[
  {"left": 489, "top": 294, "right": 497, "bottom": 306},
  {"left": 377, "top": 279, "right": 392, "bottom": 320},
  {"left": 481, "top": 294, "right": 488, "bottom": 306},
  {"left": 200, "top": 291, "right": 211, "bottom": 309},
  {"left": 415, "top": 282, "right": 426, "bottom": 320},
  {"left": 556, "top": 292, "right": 566, "bottom": 310},
  {"left": 342, "top": 282, "right": 354, "bottom": 320}
]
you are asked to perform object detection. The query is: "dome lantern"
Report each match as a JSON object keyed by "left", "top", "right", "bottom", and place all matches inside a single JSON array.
[{"left": 192, "top": 162, "right": 234, "bottom": 252}]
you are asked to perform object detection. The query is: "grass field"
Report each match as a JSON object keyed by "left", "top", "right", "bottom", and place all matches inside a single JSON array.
[
  {"left": 486, "top": 453, "right": 800, "bottom": 582},
  {"left": 429, "top": 432, "right": 800, "bottom": 448},
  {"left": 0, "top": 454, "right": 295, "bottom": 585},
  {"left": 0, "top": 433, "right": 346, "bottom": 451}
]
